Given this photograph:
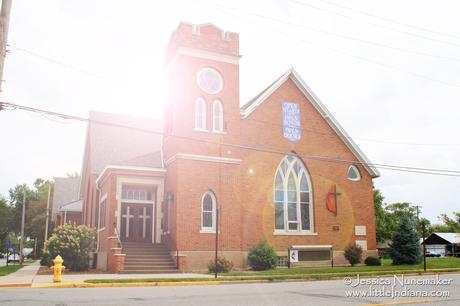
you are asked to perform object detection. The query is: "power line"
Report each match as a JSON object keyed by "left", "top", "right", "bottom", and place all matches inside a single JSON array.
[
  {"left": 199, "top": 0, "right": 460, "bottom": 88},
  {"left": 201, "top": 0, "right": 460, "bottom": 62},
  {"left": 172, "top": 90, "right": 460, "bottom": 148},
  {"left": 11, "top": 46, "right": 99, "bottom": 77},
  {"left": 313, "top": 0, "right": 460, "bottom": 40},
  {"left": 288, "top": 0, "right": 460, "bottom": 48},
  {"left": 2, "top": 101, "right": 460, "bottom": 177}
]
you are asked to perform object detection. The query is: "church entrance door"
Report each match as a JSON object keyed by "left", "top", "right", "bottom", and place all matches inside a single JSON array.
[{"left": 120, "top": 203, "right": 153, "bottom": 242}]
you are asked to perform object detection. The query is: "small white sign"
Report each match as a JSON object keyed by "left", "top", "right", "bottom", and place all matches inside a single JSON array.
[
  {"left": 289, "top": 249, "right": 299, "bottom": 262},
  {"left": 355, "top": 225, "right": 366, "bottom": 236}
]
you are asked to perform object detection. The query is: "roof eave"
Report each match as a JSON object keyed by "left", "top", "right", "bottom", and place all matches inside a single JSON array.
[{"left": 240, "top": 68, "right": 380, "bottom": 178}]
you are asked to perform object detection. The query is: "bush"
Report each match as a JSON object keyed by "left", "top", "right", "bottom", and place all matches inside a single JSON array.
[
  {"left": 364, "top": 256, "right": 381, "bottom": 266},
  {"left": 389, "top": 216, "right": 420, "bottom": 265},
  {"left": 344, "top": 244, "right": 363, "bottom": 266},
  {"left": 46, "top": 224, "right": 96, "bottom": 271},
  {"left": 207, "top": 256, "right": 234, "bottom": 273},
  {"left": 40, "top": 252, "right": 52, "bottom": 267},
  {"left": 248, "top": 241, "right": 277, "bottom": 271}
]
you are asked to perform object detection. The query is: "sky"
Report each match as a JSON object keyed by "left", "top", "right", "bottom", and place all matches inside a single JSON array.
[{"left": 0, "top": 0, "right": 459, "bottom": 223}]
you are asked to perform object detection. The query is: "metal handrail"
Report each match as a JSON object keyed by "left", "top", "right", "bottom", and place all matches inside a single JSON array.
[{"left": 113, "top": 223, "right": 123, "bottom": 250}]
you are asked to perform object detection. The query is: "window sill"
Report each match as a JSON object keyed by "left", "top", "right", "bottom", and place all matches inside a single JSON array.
[
  {"left": 200, "top": 229, "right": 217, "bottom": 234},
  {"left": 273, "top": 230, "right": 318, "bottom": 236},
  {"left": 211, "top": 130, "right": 226, "bottom": 134},
  {"left": 194, "top": 128, "right": 209, "bottom": 133}
]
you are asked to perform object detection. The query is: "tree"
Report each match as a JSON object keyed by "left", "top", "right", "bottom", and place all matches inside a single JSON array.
[
  {"left": 429, "top": 212, "right": 460, "bottom": 233},
  {"left": 0, "top": 196, "right": 13, "bottom": 251},
  {"left": 389, "top": 216, "right": 420, "bottom": 265},
  {"left": 6, "top": 178, "right": 53, "bottom": 256},
  {"left": 374, "top": 189, "right": 392, "bottom": 242},
  {"left": 373, "top": 189, "right": 420, "bottom": 242}
]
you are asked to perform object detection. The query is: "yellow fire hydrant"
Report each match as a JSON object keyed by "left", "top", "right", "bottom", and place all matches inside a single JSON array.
[{"left": 51, "top": 255, "right": 65, "bottom": 283}]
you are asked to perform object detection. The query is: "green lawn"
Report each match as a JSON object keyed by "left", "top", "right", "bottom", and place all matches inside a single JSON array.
[
  {"left": 0, "top": 264, "right": 24, "bottom": 276},
  {"left": 222, "top": 257, "right": 460, "bottom": 276},
  {"left": 86, "top": 258, "right": 460, "bottom": 284}
]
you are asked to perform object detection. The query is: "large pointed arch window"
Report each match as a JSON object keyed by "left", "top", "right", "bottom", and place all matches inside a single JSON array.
[
  {"left": 274, "top": 155, "right": 314, "bottom": 233},
  {"left": 212, "top": 99, "right": 223, "bottom": 132},
  {"left": 195, "top": 97, "right": 206, "bottom": 130}
]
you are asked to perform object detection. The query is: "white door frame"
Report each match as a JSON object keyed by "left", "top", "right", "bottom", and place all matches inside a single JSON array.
[{"left": 116, "top": 177, "right": 164, "bottom": 243}]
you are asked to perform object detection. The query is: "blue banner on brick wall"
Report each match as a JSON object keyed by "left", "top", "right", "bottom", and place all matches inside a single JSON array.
[{"left": 282, "top": 102, "right": 301, "bottom": 142}]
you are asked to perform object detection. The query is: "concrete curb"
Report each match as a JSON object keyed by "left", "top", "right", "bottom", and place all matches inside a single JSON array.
[
  {"left": 2, "top": 269, "right": 459, "bottom": 289},
  {"left": 34, "top": 280, "right": 221, "bottom": 289},
  {"left": 0, "top": 283, "right": 32, "bottom": 288}
]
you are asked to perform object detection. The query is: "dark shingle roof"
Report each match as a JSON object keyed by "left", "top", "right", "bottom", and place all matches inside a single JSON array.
[
  {"left": 87, "top": 111, "right": 163, "bottom": 175},
  {"left": 52, "top": 177, "right": 80, "bottom": 216}
]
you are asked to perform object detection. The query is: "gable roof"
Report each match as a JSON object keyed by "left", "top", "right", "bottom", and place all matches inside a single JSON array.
[
  {"left": 60, "top": 199, "right": 83, "bottom": 212},
  {"left": 433, "top": 232, "right": 460, "bottom": 244},
  {"left": 85, "top": 111, "right": 163, "bottom": 175},
  {"left": 240, "top": 68, "right": 380, "bottom": 178},
  {"left": 52, "top": 177, "right": 80, "bottom": 215}
]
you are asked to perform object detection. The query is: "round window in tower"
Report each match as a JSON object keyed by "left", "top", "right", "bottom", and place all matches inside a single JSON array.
[{"left": 197, "top": 67, "right": 223, "bottom": 94}]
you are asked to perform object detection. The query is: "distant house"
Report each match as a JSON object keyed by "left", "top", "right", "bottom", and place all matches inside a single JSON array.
[
  {"left": 52, "top": 177, "right": 82, "bottom": 226},
  {"left": 423, "top": 232, "right": 460, "bottom": 257},
  {"left": 376, "top": 240, "right": 391, "bottom": 258}
]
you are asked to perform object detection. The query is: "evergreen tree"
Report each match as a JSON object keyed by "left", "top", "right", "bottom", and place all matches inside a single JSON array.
[{"left": 389, "top": 216, "right": 420, "bottom": 265}]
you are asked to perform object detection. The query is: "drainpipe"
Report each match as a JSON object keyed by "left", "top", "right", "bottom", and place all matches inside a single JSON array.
[{"left": 95, "top": 180, "right": 102, "bottom": 253}]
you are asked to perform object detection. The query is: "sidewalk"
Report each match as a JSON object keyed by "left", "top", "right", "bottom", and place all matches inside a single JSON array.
[
  {"left": 0, "top": 261, "right": 41, "bottom": 287},
  {"left": 0, "top": 262, "right": 213, "bottom": 288},
  {"left": 31, "top": 272, "right": 213, "bottom": 287}
]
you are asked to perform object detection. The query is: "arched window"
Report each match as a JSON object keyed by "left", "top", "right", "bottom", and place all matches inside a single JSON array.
[
  {"left": 201, "top": 191, "right": 216, "bottom": 232},
  {"left": 212, "top": 99, "right": 223, "bottom": 132},
  {"left": 274, "top": 155, "right": 313, "bottom": 233},
  {"left": 195, "top": 98, "right": 206, "bottom": 130},
  {"left": 347, "top": 165, "right": 361, "bottom": 181}
]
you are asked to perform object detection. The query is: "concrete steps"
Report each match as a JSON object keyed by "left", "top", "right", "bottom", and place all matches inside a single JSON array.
[{"left": 122, "top": 242, "right": 178, "bottom": 274}]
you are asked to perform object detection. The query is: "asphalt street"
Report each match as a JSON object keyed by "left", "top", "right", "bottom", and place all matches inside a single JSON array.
[{"left": 1, "top": 273, "right": 459, "bottom": 306}]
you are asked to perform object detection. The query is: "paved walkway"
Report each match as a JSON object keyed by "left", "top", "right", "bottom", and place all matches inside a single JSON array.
[
  {"left": 0, "top": 261, "right": 41, "bottom": 287},
  {"left": 31, "top": 272, "right": 212, "bottom": 287},
  {"left": 0, "top": 262, "right": 212, "bottom": 287}
]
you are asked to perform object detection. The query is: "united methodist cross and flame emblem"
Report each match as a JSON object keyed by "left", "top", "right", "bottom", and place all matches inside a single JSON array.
[{"left": 326, "top": 185, "right": 341, "bottom": 216}]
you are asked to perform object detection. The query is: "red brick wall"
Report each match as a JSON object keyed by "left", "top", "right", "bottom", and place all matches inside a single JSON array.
[{"left": 163, "top": 23, "right": 377, "bottom": 260}]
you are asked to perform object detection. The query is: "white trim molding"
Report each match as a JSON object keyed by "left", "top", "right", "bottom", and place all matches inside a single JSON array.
[
  {"left": 96, "top": 165, "right": 166, "bottom": 187},
  {"left": 168, "top": 46, "right": 240, "bottom": 67},
  {"left": 273, "top": 230, "right": 318, "bottom": 236},
  {"left": 240, "top": 68, "right": 380, "bottom": 178},
  {"left": 116, "top": 176, "right": 165, "bottom": 244},
  {"left": 165, "top": 153, "right": 242, "bottom": 166}
]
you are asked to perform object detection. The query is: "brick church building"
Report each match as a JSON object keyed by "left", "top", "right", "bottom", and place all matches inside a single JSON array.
[{"left": 80, "top": 22, "right": 380, "bottom": 273}]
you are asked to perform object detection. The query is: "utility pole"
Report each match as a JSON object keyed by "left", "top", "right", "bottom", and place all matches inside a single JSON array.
[
  {"left": 43, "top": 182, "right": 52, "bottom": 254},
  {"left": 0, "top": 0, "right": 12, "bottom": 94},
  {"left": 214, "top": 207, "right": 219, "bottom": 279},
  {"left": 19, "top": 186, "right": 26, "bottom": 265},
  {"left": 422, "top": 219, "right": 427, "bottom": 272}
]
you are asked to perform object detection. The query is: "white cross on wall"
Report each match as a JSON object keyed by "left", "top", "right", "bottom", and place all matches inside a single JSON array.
[
  {"left": 138, "top": 207, "right": 151, "bottom": 238},
  {"left": 121, "top": 206, "right": 134, "bottom": 238}
]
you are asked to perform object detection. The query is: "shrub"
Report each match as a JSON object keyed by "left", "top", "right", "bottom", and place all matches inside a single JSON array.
[
  {"left": 40, "top": 252, "right": 52, "bottom": 267},
  {"left": 248, "top": 241, "right": 277, "bottom": 271},
  {"left": 344, "top": 244, "right": 363, "bottom": 266},
  {"left": 364, "top": 256, "right": 381, "bottom": 266},
  {"left": 389, "top": 216, "right": 420, "bottom": 265},
  {"left": 207, "top": 256, "right": 234, "bottom": 273},
  {"left": 46, "top": 224, "right": 96, "bottom": 271}
]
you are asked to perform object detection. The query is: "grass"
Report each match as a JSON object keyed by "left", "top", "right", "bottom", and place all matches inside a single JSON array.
[
  {"left": 0, "top": 264, "right": 24, "bottom": 276},
  {"left": 222, "top": 257, "right": 460, "bottom": 276},
  {"left": 85, "top": 258, "right": 460, "bottom": 284}
]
